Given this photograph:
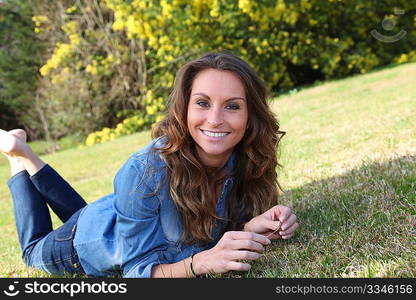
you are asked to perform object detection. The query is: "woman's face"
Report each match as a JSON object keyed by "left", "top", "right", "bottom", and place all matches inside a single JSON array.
[{"left": 187, "top": 68, "right": 248, "bottom": 167}]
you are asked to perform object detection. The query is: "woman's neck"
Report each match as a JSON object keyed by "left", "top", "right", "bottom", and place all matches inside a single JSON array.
[{"left": 195, "top": 146, "right": 233, "bottom": 169}]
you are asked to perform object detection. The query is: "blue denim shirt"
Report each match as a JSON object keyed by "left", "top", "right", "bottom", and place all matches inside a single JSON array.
[{"left": 73, "top": 136, "right": 236, "bottom": 278}]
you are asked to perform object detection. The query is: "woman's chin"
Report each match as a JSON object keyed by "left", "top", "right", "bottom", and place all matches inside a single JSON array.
[{"left": 196, "top": 145, "right": 233, "bottom": 162}]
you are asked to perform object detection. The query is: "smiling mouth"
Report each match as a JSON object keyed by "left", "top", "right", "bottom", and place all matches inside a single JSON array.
[{"left": 200, "top": 129, "right": 231, "bottom": 137}]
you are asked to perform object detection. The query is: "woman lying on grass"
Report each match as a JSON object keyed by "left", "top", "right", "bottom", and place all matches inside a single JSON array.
[{"left": 0, "top": 51, "right": 298, "bottom": 278}]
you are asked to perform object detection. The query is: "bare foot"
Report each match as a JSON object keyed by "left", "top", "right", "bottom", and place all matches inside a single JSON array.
[
  {"left": 0, "top": 129, "right": 29, "bottom": 157},
  {"left": 0, "top": 129, "right": 29, "bottom": 176},
  {"left": 0, "top": 129, "right": 45, "bottom": 176}
]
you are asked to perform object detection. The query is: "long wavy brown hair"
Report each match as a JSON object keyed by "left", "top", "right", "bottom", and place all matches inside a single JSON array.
[{"left": 151, "top": 51, "right": 285, "bottom": 246}]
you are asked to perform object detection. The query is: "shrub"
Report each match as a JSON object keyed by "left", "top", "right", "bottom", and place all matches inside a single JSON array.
[{"left": 33, "top": 0, "right": 415, "bottom": 144}]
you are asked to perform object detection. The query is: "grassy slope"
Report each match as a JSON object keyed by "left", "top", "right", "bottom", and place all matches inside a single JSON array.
[{"left": 0, "top": 62, "right": 415, "bottom": 277}]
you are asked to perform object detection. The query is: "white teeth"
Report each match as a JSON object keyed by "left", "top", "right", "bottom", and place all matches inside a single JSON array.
[{"left": 202, "top": 130, "right": 229, "bottom": 137}]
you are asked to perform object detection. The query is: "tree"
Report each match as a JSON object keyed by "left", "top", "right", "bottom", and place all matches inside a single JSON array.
[{"left": 0, "top": 0, "right": 43, "bottom": 136}]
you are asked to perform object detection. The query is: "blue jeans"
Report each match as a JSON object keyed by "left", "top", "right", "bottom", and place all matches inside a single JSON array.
[{"left": 7, "top": 164, "right": 87, "bottom": 275}]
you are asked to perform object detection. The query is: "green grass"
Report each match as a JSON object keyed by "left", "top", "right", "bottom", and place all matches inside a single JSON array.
[{"left": 0, "top": 62, "right": 415, "bottom": 278}]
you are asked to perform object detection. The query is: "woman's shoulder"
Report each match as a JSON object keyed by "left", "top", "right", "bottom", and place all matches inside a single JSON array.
[
  {"left": 114, "top": 135, "right": 168, "bottom": 189},
  {"left": 127, "top": 135, "right": 168, "bottom": 170}
]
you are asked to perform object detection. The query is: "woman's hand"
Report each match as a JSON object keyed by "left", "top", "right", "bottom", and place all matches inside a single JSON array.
[
  {"left": 192, "top": 231, "right": 271, "bottom": 276},
  {"left": 243, "top": 205, "right": 298, "bottom": 240}
]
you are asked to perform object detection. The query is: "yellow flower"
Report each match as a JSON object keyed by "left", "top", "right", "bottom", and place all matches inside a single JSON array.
[
  {"left": 32, "top": 15, "right": 48, "bottom": 23},
  {"left": 238, "top": 0, "right": 252, "bottom": 14},
  {"left": 86, "top": 134, "right": 97, "bottom": 146},
  {"left": 112, "top": 19, "right": 125, "bottom": 31},
  {"left": 146, "top": 105, "right": 157, "bottom": 115},
  {"left": 155, "top": 114, "right": 165, "bottom": 123},
  {"left": 210, "top": 9, "right": 219, "bottom": 17},
  {"left": 66, "top": 6, "right": 77, "bottom": 14},
  {"left": 85, "top": 64, "right": 98, "bottom": 75}
]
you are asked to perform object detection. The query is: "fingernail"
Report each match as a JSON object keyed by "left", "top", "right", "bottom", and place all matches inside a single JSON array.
[
  {"left": 266, "top": 238, "right": 271, "bottom": 244},
  {"left": 281, "top": 224, "right": 287, "bottom": 230}
]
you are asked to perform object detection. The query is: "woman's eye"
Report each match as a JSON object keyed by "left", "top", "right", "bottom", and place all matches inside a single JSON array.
[
  {"left": 227, "top": 104, "right": 240, "bottom": 110},
  {"left": 196, "top": 100, "right": 209, "bottom": 107},
  {"left": 195, "top": 100, "right": 240, "bottom": 110}
]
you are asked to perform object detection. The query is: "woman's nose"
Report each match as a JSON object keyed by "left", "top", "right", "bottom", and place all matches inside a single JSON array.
[
  {"left": 207, "top": 107, "right": 224, "bottom": 127},
  {"left": 208, "top": 119, "right": 223, "bottom": 126}
]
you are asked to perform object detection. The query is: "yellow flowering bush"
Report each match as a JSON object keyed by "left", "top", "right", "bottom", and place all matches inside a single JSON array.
[
  {"left": 394, "top": 51, "right": 416, "bottom": 64},
  {"left": 84, "top": 112, "right": 164, "bottom": 147},
  {"left": 103, "top": 0, "right": 415, "bottom": 92},
  {"left": 33, "top": 1, "right": 147, "bottom": 139},
  {"left": 34, "top": 0, "right": 415, "bottom": 143}
]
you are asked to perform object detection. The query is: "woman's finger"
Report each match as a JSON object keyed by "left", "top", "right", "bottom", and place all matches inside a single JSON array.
[
  {"left": 226, "top": 261, "right": 252, "bottom": 272},
  {"left": 280, "top": 214, "right": 297, "bottom": 231},
  {"left": 227, "top": 231, "right": 271, "bottom": 245},
  {"left": 230, "top": 239, "right": 265, "bottom": 253},
  {"left": 229, "top": 250, "right": 261, "bottom": 261},
  {"left": 263, "top": 219, "right": 281, "bottom": 232},
  {"left": 265, "top": 231, "right": 282, "bottom": 240},
  {"left": 281, "top": 232, "right": 295, "bottom": 239},
  {"left": 280, "top": 221, "right": 299, "bottom": 236},
  {"left": 274, "top": 206, "right": 291, "bottom": 223}
]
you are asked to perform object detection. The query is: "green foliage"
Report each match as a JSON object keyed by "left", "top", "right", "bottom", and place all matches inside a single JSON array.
[
  {"left": 0, "top": 0, "right": 43, "bottom": 132},
  {"left": 103, "top": 0, "right": 416, "bottom": 88},
  {"left": 84, "top": 89, "right": 165, "bottom": 146},
  {"left": 31, "top": 0, "right": 132, "bottom": 139},
  {"left": 32, "top": 0, "right": 416, "bottom": 143}
]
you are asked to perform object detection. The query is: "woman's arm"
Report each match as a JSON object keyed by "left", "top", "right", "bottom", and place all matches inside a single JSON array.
[
  {"left": 152, "top": 231, "right": 271, "bottom": 277},
  {"left": 152, "top": 256, "right": 194, "bottom": 278}
]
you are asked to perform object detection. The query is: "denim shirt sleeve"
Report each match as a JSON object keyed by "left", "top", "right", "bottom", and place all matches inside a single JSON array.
[{"left": 113, "top": 154, "right": 169, "bottom": 278}]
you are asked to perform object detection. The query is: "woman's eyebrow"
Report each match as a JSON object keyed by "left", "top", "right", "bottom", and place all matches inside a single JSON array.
[{"left": 191, "top": 92, "right": 245, "bottom": 102}]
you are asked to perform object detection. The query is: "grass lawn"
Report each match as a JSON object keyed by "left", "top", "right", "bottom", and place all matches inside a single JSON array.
[{"left": 0, "top": 62, "right": 415, "bottom": 277}]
